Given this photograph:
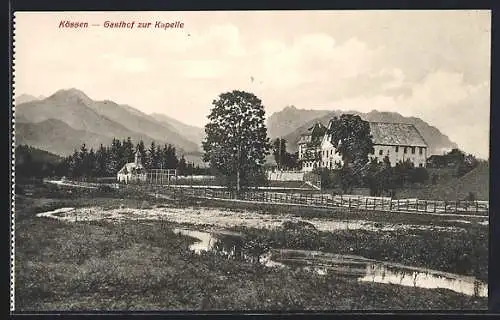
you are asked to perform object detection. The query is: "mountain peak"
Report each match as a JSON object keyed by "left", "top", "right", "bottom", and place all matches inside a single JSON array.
[
  {"left": 268, "top": 106, "right": 459, "bottom": 156},
  {"left": 15, "top": 93, "right": 40, "bottom": 104},
  {"left": 49, "top": 88, "right": 94, "bottom": 105}
]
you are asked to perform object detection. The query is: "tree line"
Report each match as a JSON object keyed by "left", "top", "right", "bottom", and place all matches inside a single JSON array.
[
  {"left": 16, "top": 138, "right": 210, "bottom": 179},
  {"left": 271, "top": 138, "right": 300, "bottom": 170}
]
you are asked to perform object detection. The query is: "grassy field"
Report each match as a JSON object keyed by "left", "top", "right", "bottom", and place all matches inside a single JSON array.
[
  {"left": 396, "top": 163, "right": 489, "bottom": 201},
  {"left": 227, "top": 224, "right": 487, "bottom": 282},
  {"left": 16, "top": 215, "right": 486, "bottom": 311},
  {"left": 14, "top": 184, "right": 488, "bottom": 310}
]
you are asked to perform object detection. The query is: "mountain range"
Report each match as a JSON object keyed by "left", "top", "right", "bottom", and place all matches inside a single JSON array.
[
  {"left": 14, "top": 89, "right": 459, "bottom": 168},
  {"left": 266, "top": 106, "right": 458, "bottom": 156},
  {"left": 15, "top": 93, "right": 46, "bottom": 105},
  {"left": 15, "top": 88, "right": 207, "bottom": 166}
]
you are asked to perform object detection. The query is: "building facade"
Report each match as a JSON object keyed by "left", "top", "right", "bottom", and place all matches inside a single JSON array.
[
  {"left": 297, "top": 122, "right": 327, "bottom": 172},
  {"left": 117, "top": 151, "right": 147, "bottom": 183},
  {"left": 298, "top": 121, "right": 428, "bottom": 171}
]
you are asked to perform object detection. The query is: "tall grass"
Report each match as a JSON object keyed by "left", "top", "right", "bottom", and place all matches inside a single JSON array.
[{"left": 15, "top": 218, "right": 486, "bottom": 311}]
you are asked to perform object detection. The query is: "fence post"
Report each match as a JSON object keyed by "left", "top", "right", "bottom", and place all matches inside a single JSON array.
[
  {"left": 406, "top": 200, "right": 409, "bottom": 212},
  {"left": 365, "top": 198, "right": 368, "bottom": 210},
  {"left": 455, "top": 200, "right": 459, "bottom": 214},
  {"left": 476, "top": 200, "right": 479, "bottom": 213},
  {"left": 444, "top": 201, "right": 447, "bottom": 213},
  {"left": 348, "top": 197, "right": 351, "bottom": 210},
  {"left": 425, "top": 201, "right": 428, "bottom": 213}
]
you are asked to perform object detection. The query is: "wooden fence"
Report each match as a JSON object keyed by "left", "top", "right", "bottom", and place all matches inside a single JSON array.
[{"left": 162, "top": 187, "right": 488, "bottom": 216}]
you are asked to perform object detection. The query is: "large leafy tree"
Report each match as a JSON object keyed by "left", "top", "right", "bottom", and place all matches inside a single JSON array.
[
  {"left": 203, "top": 90, "right": 270, "bottom": 193},
  {"left": 364, "top": 156, "right": 392, "bottom": 196},
  {"left": 327, "top": 114, "right": 374, "bottom": 193}
]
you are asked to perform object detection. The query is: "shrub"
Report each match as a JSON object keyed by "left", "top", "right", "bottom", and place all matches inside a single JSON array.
[
  {"left": 97, "top": 185, "right": 115, "bottom": 193},
  {"left": 466, "top": 192, "right": 476, "bottom": 201},
  {"left": 410, "top": 167, "right": 429, "bottom": 184}
]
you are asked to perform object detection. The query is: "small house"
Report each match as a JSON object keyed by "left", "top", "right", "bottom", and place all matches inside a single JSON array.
[{"left": 117, "top": 151, "right": 147, "bottom": 184}]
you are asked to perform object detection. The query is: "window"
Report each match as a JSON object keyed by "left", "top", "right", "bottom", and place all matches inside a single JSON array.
[
  {"left": 419, "top": 147, "right": 423, "bottom": 155},
  {"left": 404, "top": 147, "right": 407, "bottom": 154},
  {"left": 330, "top": 150, "right": 333, "bottom": 156},
  {"left": 411, "top": 147, "right": 416, "bottom": 154},
  {"left": 379, "top": 150, "right": 383, "bottom": 156},
  {"left": 419, "top": 163, "right": 423, "bottom": 167},
  {"left": 395, "top": 146, "right": 399, "bottom": 152}
]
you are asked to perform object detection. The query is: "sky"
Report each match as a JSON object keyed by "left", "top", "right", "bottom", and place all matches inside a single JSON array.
[{"left": 14, "top": 10, "right": 491, "bottom": 158}]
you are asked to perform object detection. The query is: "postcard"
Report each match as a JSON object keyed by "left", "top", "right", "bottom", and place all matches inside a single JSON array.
[{"left": 11, "top": 10, "right": 490, "bottom": 311}]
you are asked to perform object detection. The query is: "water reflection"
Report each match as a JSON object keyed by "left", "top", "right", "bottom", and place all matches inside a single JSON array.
[
  {"left": 173, "top": 229, "right": 216, "bottom": 254},
  {"left": 174, "top": 228, "right": 279, "bottom": 267},
  {"left": 173, "top": 228, "right": 487, "bottom": 298},
  {"left": 359, "top": 264, "right": 488, "bottom": 297}
]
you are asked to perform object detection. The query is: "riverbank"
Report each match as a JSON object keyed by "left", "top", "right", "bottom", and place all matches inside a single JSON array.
[
  {"left": 15, "top": 217, "right": 487, "bottom": 310},
  {"left": 16, "top": 194, "right": 488, "bottom": 281}
]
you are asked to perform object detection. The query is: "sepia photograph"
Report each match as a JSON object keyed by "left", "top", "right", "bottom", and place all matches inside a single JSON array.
[{"left": 12, "top": 10, "right": 490, "bottom": 311}]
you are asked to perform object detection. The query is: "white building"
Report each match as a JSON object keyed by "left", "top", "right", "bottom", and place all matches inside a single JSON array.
[
  {"left": 297, "top": 122, "right": 327, "bottom": 172},
  {"left": 298, "top": 120, "right": 428, "bottom": 171},
  {"left": 117, "top": 151, "right": 147, "bottom": 183}
]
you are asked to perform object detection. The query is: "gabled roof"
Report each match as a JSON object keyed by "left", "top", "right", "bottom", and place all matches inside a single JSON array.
[
  {"left": 321, "top": 120, "right": 427, "bottom": 147},
  {"left": 369, "top": 122, "right": 427, "bottom": 147},
  {"left": 309, "top": 122, "right": 327, "bottom": 134},
  {"left": 118, "top": 162, "right": 145, "bottom": 175}
]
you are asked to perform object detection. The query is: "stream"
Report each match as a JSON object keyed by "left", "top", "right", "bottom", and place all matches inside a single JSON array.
[
  {"left": 173, "top": 228, "right": 488, "bottom": 298},
  {"left": 34, "top": 206, "right": 488, "bottom": 298}
]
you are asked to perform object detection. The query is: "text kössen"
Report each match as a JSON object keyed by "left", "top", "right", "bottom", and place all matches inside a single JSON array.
[{"left": 59, "top": 20, "right": 184, "bottom": 30}]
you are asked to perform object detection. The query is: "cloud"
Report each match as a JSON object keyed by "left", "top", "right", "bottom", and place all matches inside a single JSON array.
[
  {"left": 313, "top": 70, "right": 490, "bottom": 158},
  {"left": 183, "top": 60, "right": 226, "bottom": 79},
  {"left": 13, "top": 11, "right": 490, "bottom": 158}
]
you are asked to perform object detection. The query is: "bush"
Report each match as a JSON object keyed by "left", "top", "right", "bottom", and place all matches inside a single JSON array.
[
  {"left": 466, "top": 192, "right": 476, "bottom": 201},
  {"left": 410, "top": 167, "right": 429, "bottom": 184},
  {"left": 281, "top": 220, "right": 318, "bottom": 233},
  {"left": 97, "top": 185, "right": 115, "bottom": 193},
  {"left": 312, "top": 168, "right": 340, "bottom": 189}
]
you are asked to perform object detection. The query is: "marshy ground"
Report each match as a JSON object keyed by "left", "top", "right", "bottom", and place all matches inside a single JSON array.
[{"left": 14, "top": 185, "right": 488, "bottom": 311}]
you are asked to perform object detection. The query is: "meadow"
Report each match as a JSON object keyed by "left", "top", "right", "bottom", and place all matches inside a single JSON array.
[{"left": 14, "top": 182, "right": 488, "bottom": 311}]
